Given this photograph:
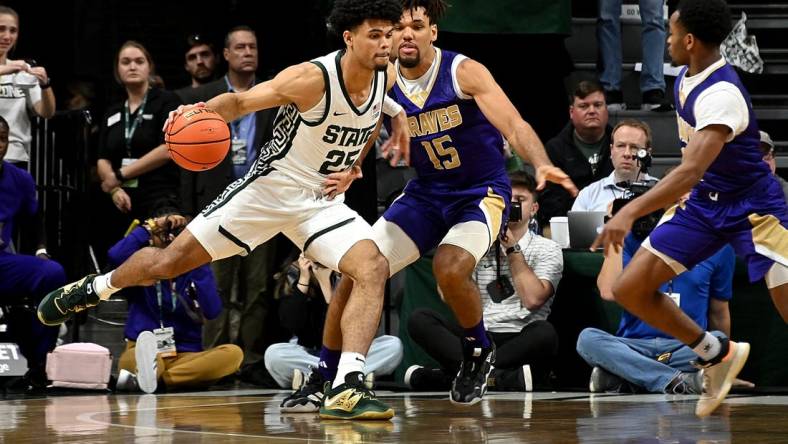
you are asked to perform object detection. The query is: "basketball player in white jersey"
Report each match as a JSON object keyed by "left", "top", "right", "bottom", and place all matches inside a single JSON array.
[{"left": 38, "top": 0, "right": 408, "bottom": 420}]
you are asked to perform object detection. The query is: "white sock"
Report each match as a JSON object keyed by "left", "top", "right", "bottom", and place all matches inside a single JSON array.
[
  {"left": 333, "top": 352, "right": 366, "bottom": 389},
  {"left": 692, "top": 332, "right": 721, "bottom": 361},
  {"left": 93, "top": 271, "right": 120, "bottom": 300}
]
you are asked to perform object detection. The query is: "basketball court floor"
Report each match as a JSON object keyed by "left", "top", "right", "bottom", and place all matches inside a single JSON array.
[{"left": 3, "top": 389, "right": 788, "bottom": 442}]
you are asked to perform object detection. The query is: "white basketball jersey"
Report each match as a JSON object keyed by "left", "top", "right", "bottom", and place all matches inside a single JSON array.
[{"left": 255, "top": 50, "right": 386, "bottom": 190}]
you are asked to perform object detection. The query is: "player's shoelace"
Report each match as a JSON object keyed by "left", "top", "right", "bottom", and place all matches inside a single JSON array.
[{"left": 57, "top": 284, "right": 91, "bottom": 313}]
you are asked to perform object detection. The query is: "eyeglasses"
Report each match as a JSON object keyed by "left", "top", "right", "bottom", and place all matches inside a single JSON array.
[{"left": 612, "top": 143, "right": 646, "bottom": 154}]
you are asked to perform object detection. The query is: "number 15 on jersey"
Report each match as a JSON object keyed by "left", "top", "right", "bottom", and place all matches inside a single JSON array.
[{"left": 422, "top": 135, "right": 460, "bottom": 170}]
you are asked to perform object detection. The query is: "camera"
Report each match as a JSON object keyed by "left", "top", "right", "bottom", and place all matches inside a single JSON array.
[
  {"left": 509, "top": 201, "right": 522, "bottom": 223},
  {"left": 609, "top": 150, "right": 663, "bottom": 240}
]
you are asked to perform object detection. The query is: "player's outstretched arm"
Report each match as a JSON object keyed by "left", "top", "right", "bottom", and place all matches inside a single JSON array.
[
  {"left": 206, "top": 62, "right": 326, "bottom": 123},
  {"left": 456, "top": 59, "right": 577, "bottom": 195},
  {"left": 590, "top": 124, "right": 729, "bottom": 253}
]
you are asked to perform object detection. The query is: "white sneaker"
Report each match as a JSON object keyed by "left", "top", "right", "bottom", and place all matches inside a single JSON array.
[
  {"left": 292, "top": 368, "right": 305, "bottom": 391},
  {"left": 696, "top": 341, "right": 750, "bottom": 417},
  {"left": 135, "top": 331, "right": 158, "bottom": 394},
  {"left": 522, "top": 365, "right": 533, "bottom": 392},
  {"left": 404, "top": 365, "right": 423, "bottom": 388},
  {"left": 116, "top": 369, "right": 139, "bottom": 391}
]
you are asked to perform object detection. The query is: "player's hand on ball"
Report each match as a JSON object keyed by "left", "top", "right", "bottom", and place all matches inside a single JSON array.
[
  {"left": 591, "top": 211, "right": 633, "bottom": 255},
  {"left": 163, "top": 102, "right": 206, "bottom": 132},
  {"left": 323, "top": 165, "right": 363, "bottom": 200},
  {"left": 535, "top": 165, "right": 578, "bottom": 197}
]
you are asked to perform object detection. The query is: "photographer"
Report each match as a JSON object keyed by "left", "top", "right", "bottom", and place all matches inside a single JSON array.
[
  {"left": 407, "top": 171, "right": 562, "bottom": 391},
  {"left": 110, "top": 209, "right": 242, "bottom": 393},
  {"left": 576, "top": 187, "right": 737, "bottom": 394},
  {"left": 571, "top": 120, "right": 658, "bottom": 213}
]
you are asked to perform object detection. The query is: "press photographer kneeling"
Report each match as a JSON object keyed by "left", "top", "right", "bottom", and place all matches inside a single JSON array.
[
  {"left": 407, "top": 171, "right": 563, "bottom": 391},
  {"left": 111, "top": 209, "right": 243, "bottom": 393}
]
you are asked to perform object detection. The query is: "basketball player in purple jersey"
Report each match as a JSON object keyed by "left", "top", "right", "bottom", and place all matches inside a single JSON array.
[
  {"left": 593, "top": 0, "right": 788, "bottom": 417},
  {"left": 280, "top": 0, "right": 577, "bottom": 412}
]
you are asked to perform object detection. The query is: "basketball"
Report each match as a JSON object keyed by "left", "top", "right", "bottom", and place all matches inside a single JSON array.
[{"left": 165, "top": 107, "right": 231, "bottom": 171}]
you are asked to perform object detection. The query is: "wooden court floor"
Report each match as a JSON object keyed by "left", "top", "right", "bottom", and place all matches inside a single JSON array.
[{"left": 2, "top": 389, "right": 788, "bottom": 443}]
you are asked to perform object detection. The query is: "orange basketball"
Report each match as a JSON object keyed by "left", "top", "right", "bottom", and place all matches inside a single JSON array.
[{"left": 165, "top": 107, "right": 231, "bottom": 171}]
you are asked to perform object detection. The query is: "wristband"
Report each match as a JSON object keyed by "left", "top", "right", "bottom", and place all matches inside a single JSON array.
[
  {"left": 40, "top": 79, "right": 51, "bottom": 89},
  {"left": 114, "top": 168, "right": 125, "bottom": 182},
  {"left": 505, "top": 244, "right": 522, "bottom": 255},
  {"left": 382, "top": 95, "right": 404, "bottom": 117},
  {"left": 110, "top": 187, "right": 122, "bottom": 196}
]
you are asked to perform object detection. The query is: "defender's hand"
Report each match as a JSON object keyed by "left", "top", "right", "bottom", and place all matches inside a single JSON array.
[
  {"left": 381, "top": 110, "right": 410, "bottom": 167},
  {"left": 535, "top": 165, "right": 578, "bottom": 196},
  {"left": 591, "top": 210, "right": 634, "bottom": 255}
]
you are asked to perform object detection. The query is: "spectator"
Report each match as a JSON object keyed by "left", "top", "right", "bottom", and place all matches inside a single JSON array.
[
  {"left": 0, "top": 115, "right": 65, "bottom": 389},
  {"left": 269, "top": 254, "right": 402, "bottom": 410},
  {"left": 112, "top": 210, "right": 243, "bottom": 393},
  {"left": 0, "top": 6, "right": 56, "bottom": 169},
  {"left": 598, "top": 0, "right": 667, "bottom": 110},
  {"left": 760, "top": 130, "right": 788, "bottom": 205},
  {"left": 97, "top": 41, "right": 182, "bottom": 225},
  {"left": 178, "top": 26, "right": 277, "bottom": 215},
  {"left": 406, "top": 171, "right": 562, "bottom": 392},
  {"left": 539, "top": 81, "right": 614, "bottom": 228},
  {"left": 175, "top": 33, "right": 218, "bottom": 93},
  {"left": 177, "top": 26, "right": 279, "bottom": 372},
  {"left": 571, "top": 119, "right": 658, "bottom": 212},
  {"left": 576, "top": 217, "right": 735, "bottom": 394}
]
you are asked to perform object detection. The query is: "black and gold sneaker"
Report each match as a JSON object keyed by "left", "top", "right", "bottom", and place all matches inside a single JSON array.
[
  {"left": 319, "top": 372, "right": 394, "bottom": 420},
  {"left": 450, "top": 338, "right": 496, "bottom": 405},
  {"left": 37, "top": 274, "right": 100, "bottom": 326}
]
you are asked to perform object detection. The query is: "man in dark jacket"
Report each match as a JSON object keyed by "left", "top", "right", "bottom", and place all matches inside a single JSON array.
[
  {"left": 176, "top": 26, "right": 277, "bottom": 217},
  {"left": 538, "top": 80, "right": 614, "bottom": 229},
  {"left": 176, "top": 26, "right": 278, "bottom": 371}
]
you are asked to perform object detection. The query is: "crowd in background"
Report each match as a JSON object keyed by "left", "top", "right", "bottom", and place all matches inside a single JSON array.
[{"left": 0, "top": 0, "right": 783, "bottom": 395}]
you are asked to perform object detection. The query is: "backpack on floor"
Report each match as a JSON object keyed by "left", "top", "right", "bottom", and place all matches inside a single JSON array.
[{"left": 46, "top": 342, "right": 112, "bottom": 389}]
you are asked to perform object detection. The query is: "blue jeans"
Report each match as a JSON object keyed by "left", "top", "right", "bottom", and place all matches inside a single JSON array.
[
  {"left": 576, "top": 327, "right": 704, "bottom": 393},
  {"left": 597, "top": 0, "right": 666, "bottom": 93}
]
